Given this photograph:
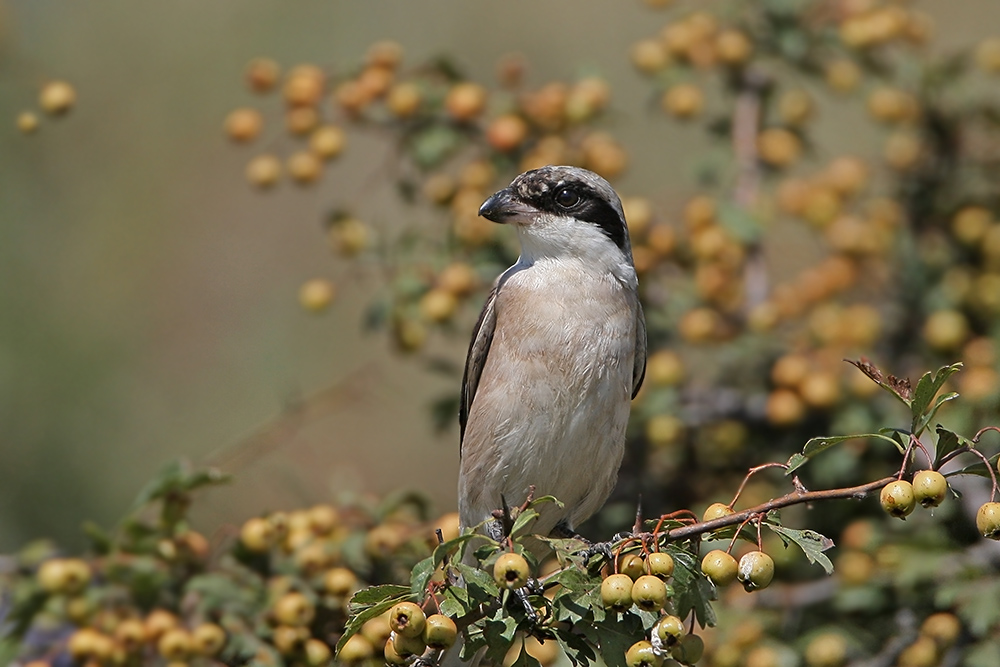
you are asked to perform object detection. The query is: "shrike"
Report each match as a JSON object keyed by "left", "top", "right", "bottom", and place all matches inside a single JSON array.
[{"left": 458, "top": 165, "right": 647, "bottom": 542}]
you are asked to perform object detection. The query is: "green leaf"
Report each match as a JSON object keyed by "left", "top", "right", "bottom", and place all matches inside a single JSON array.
[
  {"left": 934, "top": 425, "right": 969, "bottom": 467},
  {"left": 554, "top": 627, "right": 598, "bottom": 667},
  {"left": 525, "top": 495, "right": 564, "bottom": 511},
  {"left": 716, "top": 202, "right": 761, "bottom": 244},
  {"left": 534, "top": 535, "right": 591, "bottom": 559},
  {"left": 670, "top": 549, "right": 716, "bottom": 628},
  {"left": 185, "top": 573, "right": 263, "bottom": 617},
  {"left": 510, "top": 509, "right": 541, "bottom": 540},
  {"left": 462, "top": 625, "right": 490, "bottom": 660},
  {"left": 944, "top": 453, "right": 1000, "bottom": 480},
  {"left": 129, "top": 460, "right": 230, "bottom": 511},
  {"left": 348, "top": 584, "right": 412, "bottom": 612},
  {"left": 455, "top": 562, "right": 500, "bottom": 601},
  {"left": 410, "top": 556, "right": 437, "bottom": 599},
  {"left": 483, "top": 610, "right": 519, "bottom": 665},
  {"left": 440, "top": 596, "right": 464, "bottom": 618},
  {"left": 910, "top": 363, "right": 963, "bottom": 434},
  {"left": 337, "top": 588, "right": 411, "bottom": 655},
  {"left": 785, "top": 453, "right": 808, "bottom": 473},
  {"left": 552, "top": 575, "right": 603, "bottom": 624},
  {"left": 913, "top": 392, "right": 959, "bottom": 436},
  {"left": 544, "top": 565, "right": 590, "bottom": 594},
  {"left": 408, "top": 123, "right": 463, "bottom": 169},
  {"left": 376, "top": 489, "right": 432, "bottom": 523},
  {"left": 766, "top": 525, "right": 835, "bottom": 575},
  {"left": 786, "top": 433, "right": 902, "bottom": 474},
  {"left": 433, "top": 533, "right": 481, "bottom": 567},
  {"left": 586, "top": 614, "right": 646, "bottom": 667},
  {"left": 966, "top": 639, "right": 1000, "bottom": 667},
  {"left": 81, "top": 521, "right": 113, "bottom": 555}
]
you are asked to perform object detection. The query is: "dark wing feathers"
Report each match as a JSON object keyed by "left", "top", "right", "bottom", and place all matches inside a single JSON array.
[
  {"left": 459, "top": 284, "right": 499, "bottom": 451},
  {"left": 631, "top": 302, "right": 647, "bottom": 399}
]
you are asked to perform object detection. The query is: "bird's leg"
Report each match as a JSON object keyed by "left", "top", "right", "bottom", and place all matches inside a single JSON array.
[
  {"left": 485, "top": 518, "right": 505, "bottom": 542},
  {"left": 512, "top": 587, "right": 538, "bottom": 624},
  {"left": 580, "top": 496, "right": 644, "bottom": 564}
]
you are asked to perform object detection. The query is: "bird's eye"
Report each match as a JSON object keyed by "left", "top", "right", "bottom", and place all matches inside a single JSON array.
[{"left": 554, "top": 187, "right": 580, "bottom": 208}]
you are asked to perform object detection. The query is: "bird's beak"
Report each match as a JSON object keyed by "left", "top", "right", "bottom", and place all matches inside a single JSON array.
[{"left": 478, "top": 188, "right": 534, "bottom": 223}]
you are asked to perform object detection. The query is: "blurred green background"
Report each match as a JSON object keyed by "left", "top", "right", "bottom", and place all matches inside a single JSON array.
[{"left": 1, "top": 0, "right": 998, "bottom": 553}]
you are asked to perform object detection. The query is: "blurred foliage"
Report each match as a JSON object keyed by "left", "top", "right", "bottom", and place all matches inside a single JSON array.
[{"left": 8, "top": 0, "right": 1000, "bottom": 664}]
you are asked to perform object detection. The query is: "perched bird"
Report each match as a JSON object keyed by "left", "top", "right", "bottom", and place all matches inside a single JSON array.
[{"left": 458, "top": 165, "right": 647, "bottom": 542}]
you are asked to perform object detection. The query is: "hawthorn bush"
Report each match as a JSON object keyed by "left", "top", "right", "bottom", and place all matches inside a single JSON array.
[{"left": 7, "top": 0, "right": 1000, "bottom": 665}]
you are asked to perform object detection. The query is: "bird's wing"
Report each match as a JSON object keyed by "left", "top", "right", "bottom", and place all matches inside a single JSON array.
[
  {"left": 460, "top": 282, "right": 500, "bottom": 452},
  {"left": 631, "top": 301, "right": 647, "bottom": 399}
]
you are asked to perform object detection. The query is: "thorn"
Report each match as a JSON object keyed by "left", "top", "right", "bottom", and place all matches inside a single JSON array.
[
  {"left": 500, "top": 494, "right": 514, "bottom": 538},
  {"left": 632, "top": 495, "right": 644, "bottom": 535},
  {"left": 792, "top": 476, "right": 809, "bottom": 494}
]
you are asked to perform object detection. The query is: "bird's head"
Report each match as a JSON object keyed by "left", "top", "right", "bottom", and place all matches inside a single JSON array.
[{"left": 478, "top": 166, "right": 635, "bottom": 277}]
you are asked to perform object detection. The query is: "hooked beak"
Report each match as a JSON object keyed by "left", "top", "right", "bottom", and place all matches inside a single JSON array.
[{"left": 478, "top": 188, "right": 535, "bottom": 223}]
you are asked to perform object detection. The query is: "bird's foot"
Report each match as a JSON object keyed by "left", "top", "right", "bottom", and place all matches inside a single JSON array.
[{"left": 580, "top": 530, "right": 634, "bottom": 564}]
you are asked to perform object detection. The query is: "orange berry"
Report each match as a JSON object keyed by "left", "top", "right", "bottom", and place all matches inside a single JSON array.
[
  {"left": 246, "top": 57, "right": 281, "bottom": 93},
  {"left": 661, "top": 83, "right": 704, "bottom": 119},
  {"left": 283, "top": 65, "right": 325, "bottom": 106},
  {"left": 366, "top": 40, "right": 404, "bottom": 69},
  {"left": 757, "top": 128, "right": 802, "bottom": 168},
  {"left": 309, "top": 125, "right": 346, "bottom": 160},
  {"left": 486, "top": 114, "right": 529, "bottom": 152},
  {"left": 630, "top": 39, "right": 670, "bottom": 73},
  {"left": 287, "top": 151, "right": 322, "bottom": 184},
  {"left": 386, "top": 82, "right": 423, "bottom": 117},
  {"left": 715, "top": 29, "right": 753, "bottom": 64},
  {"left": 445, "top": 82, "right": 488, "bottom": 121},
  {"left": 286, "top": 106, "right": 320, "bottom": 135},
  {"left": 825, "top": 59, "right": 862, "bottom": 93}
]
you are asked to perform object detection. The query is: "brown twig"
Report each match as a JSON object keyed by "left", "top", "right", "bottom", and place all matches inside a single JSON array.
[
  {"left": 205, "top": 365, "right": 376, "bottom": 472},
  {"left": 729, "top": 462, "right": 789, "bottom": 508},
  {"left": 973, "top": 426, "right": 1000, "bottom": 443},
  {"left": 659, "top": 476, "right": 898, "bottom": 544}
]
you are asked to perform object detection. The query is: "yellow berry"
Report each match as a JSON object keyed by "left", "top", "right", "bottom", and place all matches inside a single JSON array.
[
  {"left": 273, "top": 591, "right": 316, "bottom": 627},
  {"left": 880, "top": 480, "right": 916, "bottom": 519},
  {"left": 17, "top": 111, "right": 40, "bottom": 134},
  {"left": 389, "top": 602, "right": 426, "bottom": 639},
  {"left": 493, "top": 552, "right": 531, "bottom": 590},
  {"left": 299, "top": 279, "right": 336, "bottom": 313},
  {"left": 191, "top": 623, "right": 226, "bottom": 657},
  {"left": 245, "top": 154, "right": 282, "bottom": 189},
  {"left": 39, "top": 80, "right": 76, "bottom": 115}
]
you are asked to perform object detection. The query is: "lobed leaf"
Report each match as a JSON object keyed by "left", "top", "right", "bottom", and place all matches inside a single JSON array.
[
  {"left": 786, "top": 433, "right": 902, "bottom": 474},
  {"left": 454, "top": 561, "right": 500, "bottom": 601},
  {"left": 934, "top": 425, "right": 970, "bottom": 467},
  {"left": 766, "top": 524, "right": 835, "bottom": 575},
  {"left": 337, "top": 587, "right": 411, "bottom": 655},
  {"left": 910, "top": 363, "right": 963, "bottom": 434},
  {"left": 410, "top": 556, "right": 437, "bottom": 599},
  {"left": 482, "top": 609, "right": 519, "bottom": 665}
]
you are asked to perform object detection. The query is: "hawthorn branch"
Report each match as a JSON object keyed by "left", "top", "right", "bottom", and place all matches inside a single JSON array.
[{"left": 657, "top": 475, "right": 898, "bottom": 544}]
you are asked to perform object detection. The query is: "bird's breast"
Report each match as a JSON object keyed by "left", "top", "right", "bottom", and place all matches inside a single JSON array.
[{"left": 459, "top": 262, "right": 638, "bottom": 531}]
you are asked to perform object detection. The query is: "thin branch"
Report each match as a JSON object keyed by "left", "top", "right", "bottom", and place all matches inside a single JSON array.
[
  {"left": 204, "top": 365, "right": 376, "bottom": 472},
  {"left": 659, "top": 476, "right": 898, "bottom": 544}
]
